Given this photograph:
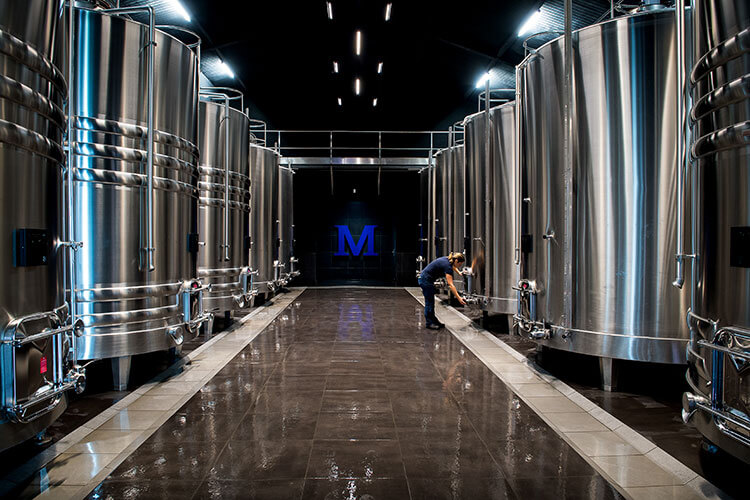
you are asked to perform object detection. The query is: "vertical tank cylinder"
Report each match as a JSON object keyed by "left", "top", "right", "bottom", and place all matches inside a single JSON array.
[
  {"left": 249, "top": 144, "right": 280, "bottom": 295},
  {"left": 464, "top": 103, "right": 517, "bottom": 314},
  {"left": 683, "top": 0, "right": 750, "bottom": 462},
  {"left": 519, "top": 8, "right": 689, "bottom": 363},
  {"left": 70, "top": 8, "right": 204, "bottom": 362},
  {"left": 277, "top": 164, "right": 297, "bottom": 284},
  {"left": 433, "top": 148, "right": 450, "bottom": 260},
  {"left": 197, "top": 100, "right": 252, "bottom": 312},
  {"left": 0, "top": 0, "right": 85, "bottom": 451}
]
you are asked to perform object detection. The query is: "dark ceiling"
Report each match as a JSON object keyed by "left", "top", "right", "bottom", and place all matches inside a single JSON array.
[
  {"left": 180, "top": 0, "right": 546, "bottom": 130},
  {"left": 123, "top": 0, "right": 613, "bottom": 132}
]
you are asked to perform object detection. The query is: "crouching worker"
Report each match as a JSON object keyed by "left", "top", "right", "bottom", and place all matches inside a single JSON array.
[{"left": 418, "top": 252, "right": 466, "bottom": 329}]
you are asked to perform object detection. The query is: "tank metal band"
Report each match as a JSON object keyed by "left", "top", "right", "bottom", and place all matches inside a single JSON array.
[
  {"left": 0, "top": 73, "right": 65, "bottom": 129},
  {"left": 691, "top": 74, "right": 750, "bottom": 122},
  {"left": 692, "top": 121, "right": 750, "bottom": 158},
  {"left": 73, "top": 166, "right": 199, "bottom": 196},
  {"left": 0, "top": 117, "right": 64, "bottom": 162},
  {"left": 691, "top": 26, "right": 750, "bottom": 84},
  {"left": 198, "top": 197, "right": 251, "bottom": 211},
  {"left": 0, "top": 28, "right": 67, "bottom": 93},
  {"left": 74, "top": 281, "right": 183, "bottom": 302},
  {"left": 73, "top": 116, "right": 199, "bottom": 159}
]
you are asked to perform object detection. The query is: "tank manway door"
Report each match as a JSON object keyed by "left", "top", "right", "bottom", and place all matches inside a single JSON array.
[
  {"left": 13, "top": 229, "right": 51, "bottom": 267},
  {"left": 730, "top": 227, "right": 750, "bottom": 268}
]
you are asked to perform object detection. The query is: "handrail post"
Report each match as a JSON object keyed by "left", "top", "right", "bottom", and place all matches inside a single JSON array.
[
  {"left": 562, "top": 0, "right": 573, "bottom": 329},
  {"left": 484, "top": 78, "right": 491, "bottom": 301}
]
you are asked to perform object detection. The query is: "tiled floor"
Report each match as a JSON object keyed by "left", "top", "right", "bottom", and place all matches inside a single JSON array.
[{"left": 85, "top": 288, "right": 624, "bottom": 499}]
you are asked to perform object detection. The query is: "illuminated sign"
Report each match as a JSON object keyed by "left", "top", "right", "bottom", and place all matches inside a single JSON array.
[{"left": 334, "top": 225, "right": 378, "bottom": 256}]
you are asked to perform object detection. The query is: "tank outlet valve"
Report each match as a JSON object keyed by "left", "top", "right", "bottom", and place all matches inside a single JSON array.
[
  {"left": 681, "top": 392, "right": 709, "bottom": 423},
  {"left": 72, "top": 318, "right": 85, "bottom": 338},
  {"left": 167, "top": 326, "right": 184, "bottom": 346},
  {"left": 529, "top": 328, "right": 551, "bottom": 341}
]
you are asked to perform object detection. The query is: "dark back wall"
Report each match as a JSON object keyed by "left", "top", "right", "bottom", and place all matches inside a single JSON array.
[{"left": 293, "top": 169, "right": 420, "bottom": 286}]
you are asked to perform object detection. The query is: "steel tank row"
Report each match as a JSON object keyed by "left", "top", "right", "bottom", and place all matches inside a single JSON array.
[
  {"left": 680, "top": 0, "right": 750, "bottom": 463},
  {"left": 0, "top": 0, "right": 84, "bottom": 453},
  {"left": 0, "top": 2, "right": 295, "bottom": 450}
]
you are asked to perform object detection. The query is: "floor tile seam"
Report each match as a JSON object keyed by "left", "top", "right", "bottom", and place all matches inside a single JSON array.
[
  {"left": 404, "top": 287, "right": 720, "bottom": 499},
  {"left": 55, "top": 290, "right": 305, "bottom": 500},
  {"left": 383, "top": 380, "right": 413, "bottom": 499}
]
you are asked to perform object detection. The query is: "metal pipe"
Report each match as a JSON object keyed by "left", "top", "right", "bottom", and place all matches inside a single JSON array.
[
  {"left": 514, "top": 64, "right": 523, "bottom": 266},
  {"left": 562, "top": 0, "right": 573, "bottom": 329},
  {"left": 484, "top": 78, "right": 491, "bottom": 301},
  {"left": 145, "top": 8, "right": 155, "bottom": 271},
  {"left": 673, "top": 0, "right": 688, "bottom": 288},
  {"left": 67, "top": 0, "right": 77, "bottom": 360},
  {"left": 223, "top": 96, "right": 231, "bottom": 261}
]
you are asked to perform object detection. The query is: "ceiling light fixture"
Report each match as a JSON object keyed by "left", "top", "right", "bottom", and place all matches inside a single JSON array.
[
  {"left": 373, "top": 98, "right": 378, "bottom": 107},
  {"left": 377, "top": 62, "right": 383, "bottom": 74},
  {"left": 168, "top": 0, "right": 191, "bottom": 22},
  {"left": 385, "top": 3, "right": 392, "bottom": 21},
  {"left": 218, "top": 58, "right": 235, "bottom": 79},
  {"left": 333, "top": 61, "right": 339, "bottom": 73},
  {"left": 338, "top": 97, "right": 342, "bottom": 106},
  {"left": 355, "top": 78, "right": 361, "bottom": 95},
  {"left": 326, "top": 2, "right": 333, "bottom": 20},
  {"left": 356, "top": 30, "right": 362, "bottom": 55},
  {"left": 518, "top": 9, "right": 542, "bottom": 37},
  {"left": 475, "top": 71, "right": 491, "bottom": 89}
]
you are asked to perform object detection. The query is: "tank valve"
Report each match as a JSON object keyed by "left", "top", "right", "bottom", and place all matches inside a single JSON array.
[
  {"left": 681, "top": 392, "right": 708, "bottom": 423},
  {"left": 529, "top": 328, "right": 551, "bottom": 340},
  {"left": 168, "top": 326, "right": 184, "bottom": 346}
]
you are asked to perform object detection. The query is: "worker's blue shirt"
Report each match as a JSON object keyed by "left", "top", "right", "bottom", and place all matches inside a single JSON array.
[{"left": 420, "top": 256, "right": 453, "bottom": 284}]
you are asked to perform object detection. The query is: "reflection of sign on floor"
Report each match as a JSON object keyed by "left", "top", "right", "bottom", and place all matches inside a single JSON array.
[{"left": 334, "top": 225, "right": 378, "bottom": 256}]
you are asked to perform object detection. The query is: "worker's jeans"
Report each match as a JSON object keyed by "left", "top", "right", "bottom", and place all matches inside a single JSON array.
[{"left": 418, "top": 277, "right": 438, "bottom": 325}]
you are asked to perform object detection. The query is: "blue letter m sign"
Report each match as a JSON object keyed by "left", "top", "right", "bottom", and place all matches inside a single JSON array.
[{"left": 334, "top": 225, "right": 378, "bottom": 256}]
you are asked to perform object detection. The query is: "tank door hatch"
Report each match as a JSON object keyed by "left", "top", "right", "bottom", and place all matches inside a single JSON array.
[
  {"left": 13, "top": 229, "right": 50, "bottom": 267},
  {"left": 730, "top": 227, "right": 750, "bottom": 268}
]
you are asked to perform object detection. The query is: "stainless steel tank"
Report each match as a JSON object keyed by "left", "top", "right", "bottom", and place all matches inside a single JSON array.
[
  {"left": 518, "top": 7, "right": 689, "bottom": 364},
  {"left": 446, "top": 145, "right": 466, "bottom": 292},
  {"left": 197, "top": 99, "right": 253, "bottom": 313},
  {"left": 249, "top": 144, "right": 280, "bottom": 295},
  {"left": 463, "top": 103, "right": 517, "bottom": 314},
  {"left": 277, "top": 164, "right": 298, "bottom": 285},
  {"left": 433, "top": 148, "right": 450, "bottom": 261},
  {"left": 416, "top": 167, "right": 430, "bottom": 276},
  {"left": 70, "top": 8, "right": 209, "bottom": 384},
  {"left": 681, "top": 0, "right": 750, "bottom": 462},
  {"left": 0, "top": 0, "right": 85, "bottom": 452}
]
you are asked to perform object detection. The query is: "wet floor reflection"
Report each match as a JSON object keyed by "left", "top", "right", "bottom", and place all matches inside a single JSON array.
[{"left": 85, "top": 288, "right": 623, "bottom": 499}]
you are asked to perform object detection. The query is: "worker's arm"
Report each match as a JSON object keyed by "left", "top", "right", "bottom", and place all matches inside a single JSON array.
[{"left": 445, "top": 273, "right": 467, "bottom": 305}]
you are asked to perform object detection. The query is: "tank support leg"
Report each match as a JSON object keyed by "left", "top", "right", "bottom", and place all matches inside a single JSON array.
[
  {"left": 599, "top": 357, "right": 619, "bottom": 392},
  {"left": 112, "top": 356, "right": 132, "bottom": 391},
  {"left": 481, "top": 310, "right": 489, "bottom": 329},
  {"left": 203, "top": 314, "right": 215, "bottom": 341}
]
